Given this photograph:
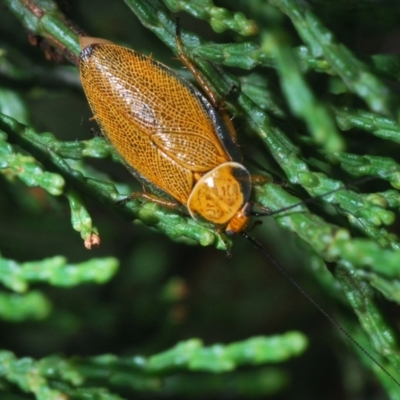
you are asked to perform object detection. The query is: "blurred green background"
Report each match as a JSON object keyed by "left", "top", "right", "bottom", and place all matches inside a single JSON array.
[{"left": 1, "top": 1, "right": 400, "bottom": 399}]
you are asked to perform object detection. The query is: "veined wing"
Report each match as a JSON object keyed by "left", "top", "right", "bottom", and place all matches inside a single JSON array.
[{"left": 80, "top": 44, "right": 231, "bottom": 175}]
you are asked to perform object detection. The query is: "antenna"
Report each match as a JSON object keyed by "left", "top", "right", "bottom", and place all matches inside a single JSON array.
[{"left": 240, "top": 230, "right": 400, "bottom": 389}]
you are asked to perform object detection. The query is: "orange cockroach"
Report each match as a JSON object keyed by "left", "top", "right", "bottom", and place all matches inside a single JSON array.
[
  {"left": 79, "top": 36, "right": 252, "bottom": 236},
  {"left": 78, "top": 36, "right": 400, "bottom": 389}
]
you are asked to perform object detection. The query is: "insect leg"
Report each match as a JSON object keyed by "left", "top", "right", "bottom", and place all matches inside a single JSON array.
[
  {"left": 116, "top": 192, "right": 180, "bottom": 209},
  {"left": 174, "top": 20, "right": 238, "bottom": 141}
]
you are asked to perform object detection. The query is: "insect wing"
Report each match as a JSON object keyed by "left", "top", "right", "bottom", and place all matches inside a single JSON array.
[{"left": 80, "top": 43, "right": 234, "bottom": 204}]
